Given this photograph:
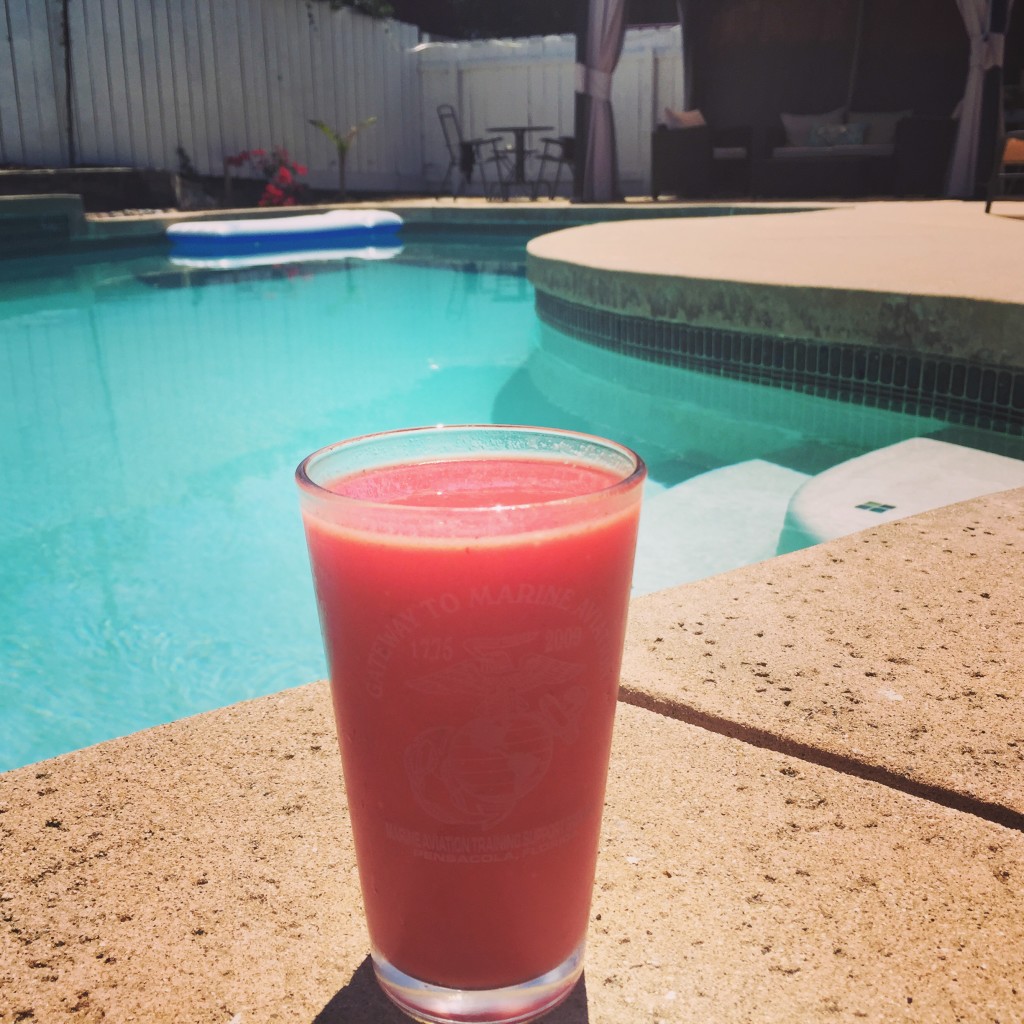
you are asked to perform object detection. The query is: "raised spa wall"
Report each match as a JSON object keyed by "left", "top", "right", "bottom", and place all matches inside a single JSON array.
[{"left": 526, "top": 203, "right": 1024, "bottom": 436}]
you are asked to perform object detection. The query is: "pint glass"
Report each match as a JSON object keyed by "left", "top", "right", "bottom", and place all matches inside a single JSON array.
[{"left": 296, "top": 425, "right": 645, "bottom": 1023}]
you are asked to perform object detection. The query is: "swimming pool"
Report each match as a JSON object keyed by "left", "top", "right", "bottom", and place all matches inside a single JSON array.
[{"left": 3, "top": 227, "right": 1023, "bottom": 772}]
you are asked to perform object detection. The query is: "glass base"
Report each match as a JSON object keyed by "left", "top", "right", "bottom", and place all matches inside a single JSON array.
[{"left": 371, "top": 942, "right": 585, "bottom": 1024}]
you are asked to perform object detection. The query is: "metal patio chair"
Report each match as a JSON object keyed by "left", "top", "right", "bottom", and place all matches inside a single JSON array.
[
  {"left": 531, "top": 135, "right": 575, "bottom": 199},
  {"left": 437, "top": 104, "right": 514, "bottom": 200}
]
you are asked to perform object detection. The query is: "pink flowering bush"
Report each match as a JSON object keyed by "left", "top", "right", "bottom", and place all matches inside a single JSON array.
[{"left": 223, "top": 146, "right": 308, "bottom": 207}]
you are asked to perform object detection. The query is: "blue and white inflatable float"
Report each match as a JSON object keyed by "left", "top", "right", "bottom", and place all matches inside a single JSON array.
[{"left": 166, "top": 209, "right": 403, "bottom": 259}]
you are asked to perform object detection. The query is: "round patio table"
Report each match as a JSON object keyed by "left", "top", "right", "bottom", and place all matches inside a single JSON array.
[{"left": 487, "top": 125, "right": 554, "bottom": 184}]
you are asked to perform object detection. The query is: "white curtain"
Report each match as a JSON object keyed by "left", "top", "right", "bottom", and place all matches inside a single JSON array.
[
  {"left": 576, "top": 0, "right": 628, "bottom": 201},
  {"left": 947, "top": 0, "right": 1006, "bottom": 196}
]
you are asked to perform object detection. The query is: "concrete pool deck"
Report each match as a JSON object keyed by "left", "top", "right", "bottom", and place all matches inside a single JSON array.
[
  {"left": 1, "top": 491, "right": 1022, "bottom": 1023},
  {"left": 2, "top": 198, "right": 1023, "bottom": 1022}
]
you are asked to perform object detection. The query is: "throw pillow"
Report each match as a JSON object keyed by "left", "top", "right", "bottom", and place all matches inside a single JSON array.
[
  {"left": 780, "top": 106, "right": 845, "bottom": 147},
  {"left": 847, "top": 110, "right": 911, "bottom": 145},
  {"left": 1005, "top": 136, "right": 1024, "bottom": 165},
  {"left": 808, "top": 122, "right": 867, "bottom": 147},
  {"left": 664, "top": 107, "right": 706, "bottom": 130}
]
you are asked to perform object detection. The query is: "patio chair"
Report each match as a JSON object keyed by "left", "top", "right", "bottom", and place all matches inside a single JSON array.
[
  {"left": 651, "top": 119, "right": 752, "bottom": 199},
  {"left": 985, "top": 130, "right": 1024, "bottom": 213},
  {"left": 437, "top": 104, "right": 513, "bottom": 200},
  {"left": 532, "top": 136, "right": 575, "bottom": 199}
]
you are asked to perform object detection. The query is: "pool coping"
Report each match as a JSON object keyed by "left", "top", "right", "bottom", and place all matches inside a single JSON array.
[{"left": 0, "top": 191, "right": 828, "bottom": 254}]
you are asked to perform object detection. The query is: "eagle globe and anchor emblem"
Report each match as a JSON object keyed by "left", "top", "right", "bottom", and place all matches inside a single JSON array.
[{"left": 402, "top": 631, "right": 588, "bottom": 830}]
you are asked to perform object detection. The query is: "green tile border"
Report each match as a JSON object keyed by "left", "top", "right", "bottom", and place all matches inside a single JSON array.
[{"left": 535, "top": 289, "right": 1024, "bottom": 436}]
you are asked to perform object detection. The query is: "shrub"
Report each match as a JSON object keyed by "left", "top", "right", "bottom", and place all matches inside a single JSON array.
[{"left": 223, "top": 146, "right": 308, "bottom": 207}]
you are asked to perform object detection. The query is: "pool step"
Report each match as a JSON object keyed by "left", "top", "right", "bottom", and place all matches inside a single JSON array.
[
  {"left": 778, "top": 437, "right": 1024, "bottom": 554},
  {"left": 633, "top": 459, "right": 810, "bottom": 596}
]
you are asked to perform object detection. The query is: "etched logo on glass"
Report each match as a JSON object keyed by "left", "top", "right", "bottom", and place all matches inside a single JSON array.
[{"left": 403, "top": 632, "right": 586, "bottom": 829}]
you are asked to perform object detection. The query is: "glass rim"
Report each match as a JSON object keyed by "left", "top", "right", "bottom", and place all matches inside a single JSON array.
[{"left": 295, "top": 423, "right": 646, "bottom": 514}]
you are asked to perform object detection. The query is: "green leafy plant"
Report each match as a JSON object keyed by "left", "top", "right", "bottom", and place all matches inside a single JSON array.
[{"left": 309, "top": 116, "right": 377, "bottom": 200}]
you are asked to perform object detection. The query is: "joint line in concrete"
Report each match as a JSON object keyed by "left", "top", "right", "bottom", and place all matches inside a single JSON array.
[{"left": 617, "top": 685, "right": 1024, "bottom": 834}]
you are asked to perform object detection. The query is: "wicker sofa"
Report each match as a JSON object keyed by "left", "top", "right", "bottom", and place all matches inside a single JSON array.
[
  {"left": 651, "top": 109, "right": 958, "bottom": 200},
  {"left": 752, "top": 109, "right": 959, "bottom": 198},
  {"left": 650, "top": 123, "right": 753, "bottom": 199}
]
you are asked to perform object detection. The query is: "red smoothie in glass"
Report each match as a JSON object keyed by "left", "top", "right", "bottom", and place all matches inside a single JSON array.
[{"left": 301, "top": 455, "right": 641, "bottom": 991}]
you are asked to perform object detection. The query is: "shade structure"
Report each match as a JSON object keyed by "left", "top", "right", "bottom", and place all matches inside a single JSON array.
[
  {"left": 574, "top": 0, "right": 627, "bottom": 202},
  {"left": 662, "top": 0, "right": 1016, "bottom": 201},
  {"left": 573, "top": 0, "right": 1014, "bottom": 201}
]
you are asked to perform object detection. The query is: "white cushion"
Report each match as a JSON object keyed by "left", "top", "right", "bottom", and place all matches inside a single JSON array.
[{"left": 780, "top": 106, "right": 845, "bottom": 147}]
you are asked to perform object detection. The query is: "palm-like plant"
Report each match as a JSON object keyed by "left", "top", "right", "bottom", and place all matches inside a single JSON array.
[{"left": 309, "top": 116, "right": 378, "bottom": 200}]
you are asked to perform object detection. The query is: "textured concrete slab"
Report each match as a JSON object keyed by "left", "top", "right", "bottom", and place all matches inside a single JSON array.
[
  {"left": 622, "top": 487, "right": 1024, "bottom": 827},
  {"left": 595, "top": 706, "right": 1024, "bottom": 1024},
  {"left": 2, "top": 686, "right": 1022, "bottom": 1024},
  {"left": 528, "top": 202, "right": 1023, "bottom": 299},
  {"left": 526, "top": 202, "right": 1024, "bottom": 367}
]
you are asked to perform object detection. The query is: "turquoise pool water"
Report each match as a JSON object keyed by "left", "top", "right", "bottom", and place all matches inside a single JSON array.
[{"left": 3, "top": 228, "right": 1023, "bottom": 772}]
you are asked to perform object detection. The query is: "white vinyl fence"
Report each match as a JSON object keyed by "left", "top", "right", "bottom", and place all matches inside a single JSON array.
[
  {"left": 1, "top": 1, "right": 682, "bottom": 198},
  {"left": 1, "top": 0, "right": 422, "bottom": 193}
]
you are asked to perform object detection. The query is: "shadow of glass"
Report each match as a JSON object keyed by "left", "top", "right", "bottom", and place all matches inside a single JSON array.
[
  {"left": 313, "top": 957, "right": 406, "bottom": 1024},
  {"left": 313, "top": 956, "right": 591, "bottom": 1024}
]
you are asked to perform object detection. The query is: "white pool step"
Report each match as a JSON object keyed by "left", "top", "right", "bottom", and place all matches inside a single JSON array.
[
  {"left": 633, "top": 459, "right": 810, "bottom": 596},
  {"left": 778, "top": 437, "right": 1024, "bottom": 554}
]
